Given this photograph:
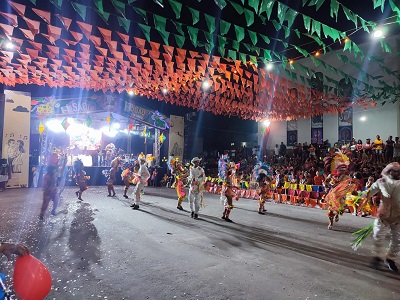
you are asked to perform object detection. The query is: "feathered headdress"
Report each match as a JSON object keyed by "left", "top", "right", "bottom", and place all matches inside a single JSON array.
[
  {"left": 324, "top": 150, "right": 350, "bottom": 174},
  {"left": 167, "top": 156, "right": 179, "bottom": 171},
  {"left": 218, "top": 154, "right": 229, "bottom": 181}
]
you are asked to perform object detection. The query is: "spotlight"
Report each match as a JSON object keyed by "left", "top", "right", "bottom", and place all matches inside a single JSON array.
[
  {"left": 372, "top": 29, "right": 384, "bottom": 38},
  {"left": 263, "top": 119, "right": 270, "bottom": 127},
  {"left": 202, "top": 81, "right": 210, "bottom": 89},
  {"left": 266, "top": 63, "right": 273, "bottom": 71},
  {"left": 162, "top": 88, "right": 168, "bottom": 94},
  {"left": 128, "top": 90, "right": 134, "bottom": 95},
  {"left": 5, "top": 42, "right": 14, "bottom": 50}
]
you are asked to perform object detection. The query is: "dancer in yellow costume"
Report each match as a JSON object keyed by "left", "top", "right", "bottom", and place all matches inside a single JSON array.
[{"left": 169, "top": 156, "right": 189, "bottom": 210}]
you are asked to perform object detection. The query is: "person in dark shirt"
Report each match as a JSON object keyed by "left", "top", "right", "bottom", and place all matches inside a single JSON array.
[{"left": 385, "top": 135, "right": 395, "bottom": 163}]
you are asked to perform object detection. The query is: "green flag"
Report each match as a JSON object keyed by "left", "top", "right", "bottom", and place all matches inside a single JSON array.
[
  {"left": 158, "top": 29, "right": 170, "bottom": 45},
  {"left": 277, "top": 2, "right": 289, "bottom": 25},
  {"left": 230, "top": 1, "right": 244, "bottom": 14},
  {"left": 239, "top": 52, "right": 247, "bottom": 64},
  {"left": 247, "top": 30, "right": 257, "bottom": 45},
  {"left": 311, "top": 19, "right": 321, "bottom": 37},
  {"left": 248, "top": 0, "right": 260, "bottom": 13},
  {"left": 153, "top": 14, "right": 167, "bottom": 31},
  {"left": 308, "top": 0, "right": 325, "bottom": 11},
  {"left": 234, "top": 25, "right": 244, "bottom": 42},
  {"left": 330, "top": 0, "right": 339, "bottom": 21},
  {"left": 174, "top": 34, "right": 185, "bottom": 48},
  {"left": 285, "top": 7, "right": 298, "bottom": 28},
  {"left": 111, "top": 0, "right": 126, "bottom": 18},
  {"left": 168, "top": 0, "right": 182, "bottom": 18},
  {"left": 171, "top": 21, "right": 184, "bottom": 35},
  {"left": 49, "top": 0, "right": 63, "bottom": 9},
  {"left": 118, "top": 17, "right": 130, "bottom": 33},
  {"left": 204, "top": 31, "right": 213, "bottom": 43},
  {"left": 259, "top": 33, "right": 270, "bottom": 44},
  {"left": 227, "top": 49, "right": 237, "bottom": 61},
  {"left": 214, "top": 0, "right": 227, "bottom": 9},
  {"left": 188, "top": 7, "right": 200, "bottom": 25},
  {"left": 133, "top": 7, "right": 148, "bottom": 24},
  {"left": 232, "top": 40, "right": 240, "bottom": 51},
  {"left": 259, "top": 0, "right": 275, "bottom": 20},
  {"left": 71, "top": 2, "right": 87, "bottom": 21},
  {"left": 97, "top": 9, "right": 110, "bottom": 24},
  {"left": 138, "top": 23, "right": 151, "bottom": 42},
  {"left": 263, "top": 49, "right": 272, "bottom": 61},
  {"left": 303, "top": 15, "right": 311, "bottom": 32},
  {"left": 94, "top": 0, "right": 104, "bottom": 12},
  {"left": 204, "top": 14, "right": 216, "bottom": 33},
  {"left": 219, "top": 20, "right": 231, "bottom": 35},
  {"left": 244, "top": 8, "right": 254, "bottom": 26},
  {"left": 187, "top": 26, "right": 199, "bottom": 47}
]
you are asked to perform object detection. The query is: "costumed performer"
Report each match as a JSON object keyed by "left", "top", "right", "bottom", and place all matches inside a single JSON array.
[
  {"left": 74, "top": 158, "right": 89, "bottom": 201},
  {"left": 369, "top": 162, "right": 400, "bottom": 272},
  {"left": 121, "top": 163, "right": 134, "bottom": 199},
  {"left": 324, "top": 151, "right": 358, "bottom": 230},
  {"left": 106, "top": 153, "right": 123, "bottom": 197},
  {"left": 40, "top": 165, "right": 59, "bottom": 220},
  {"left": 168, "top": 156, "right": 189, "bottom": 211},
  {"left": 130, "top": 158, "right": 150, "bottom": 210},
  {"left": 219, "top": 155, "right": 239, "bottom": 222},
  {"left": 257, "top": 172, "right": 271, "bottom": 215},
  {"left": 188, "top": 157, "right": 206, "bottom": 219}
]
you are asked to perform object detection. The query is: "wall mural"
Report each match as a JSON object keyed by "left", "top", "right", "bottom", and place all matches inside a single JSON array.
[{"left": 2, "top": 90, "right": 31, "bottom": 188}]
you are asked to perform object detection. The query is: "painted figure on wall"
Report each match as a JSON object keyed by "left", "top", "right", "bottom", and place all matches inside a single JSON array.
[{"left": 12, "top": 140, "right": 25, "bottom": 173}]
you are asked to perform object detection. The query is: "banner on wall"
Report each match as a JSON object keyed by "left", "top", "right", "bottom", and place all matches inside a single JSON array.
[
  {"left": 287, "top": 120, "right": 298, "bottom": 147},
  {"left": 338, "top": 107, "right": 353, "bottom": 143},
  {"left": 311, "top": 115, "right": 323, "bottom": 144},
  {"left": 168, "top": 115, "right": 184, "bottom": 161},
  {"left": 2, "top": 90, "right": 31, "bottom": 188}
]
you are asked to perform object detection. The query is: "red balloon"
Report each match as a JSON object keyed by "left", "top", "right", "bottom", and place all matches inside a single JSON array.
[{"left": 13, "top": 254, "right": 52, "bottom": 300}]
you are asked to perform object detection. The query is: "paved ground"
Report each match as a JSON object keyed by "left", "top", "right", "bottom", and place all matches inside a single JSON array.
[{"left": 1, "top": 186, "right": 399, "bottom": 300}]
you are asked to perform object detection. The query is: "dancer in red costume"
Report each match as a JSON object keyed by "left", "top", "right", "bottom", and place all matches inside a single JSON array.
[{"left": 324, "top": 151, "right": 358, "bottom": 230}]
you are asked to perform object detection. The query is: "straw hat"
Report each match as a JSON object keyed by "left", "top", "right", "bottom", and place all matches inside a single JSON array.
[{"left": 381, "top": 162, "right": 400, "bottom": 177}]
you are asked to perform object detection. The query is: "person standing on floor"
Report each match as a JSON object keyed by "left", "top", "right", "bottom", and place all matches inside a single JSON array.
[
  {"left": 131, "top": 158, "right": 150, "bottom": 210},
  {"left": 40, "top": 165, "right": 58, "bottom": 220},
  {"left": 369, "top": 162, "right": 400, "bottom": 272},
  {"left": 122, "top": 163, "right": 134, "bottom": 199},
  {"left": 74, "top": 158, "right": 88, "bottom": 201},
  {"left": 188, "top": 157, "right": 205, "bottom": 219},
  {"left": 107, "top": 153, "right": 123, "bottom": 197}
]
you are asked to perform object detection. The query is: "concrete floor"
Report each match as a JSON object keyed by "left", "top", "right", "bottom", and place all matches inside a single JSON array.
[{"left": 1, "top": 186, "right": 399, "bottom": 300}]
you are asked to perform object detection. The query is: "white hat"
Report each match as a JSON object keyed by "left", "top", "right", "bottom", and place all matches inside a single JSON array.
[
  {"left": 381, "top": 162, "right": 400, "bottom": 177},
  {"left": 191, "top": 157, "right": 202, "bottom": 164}
]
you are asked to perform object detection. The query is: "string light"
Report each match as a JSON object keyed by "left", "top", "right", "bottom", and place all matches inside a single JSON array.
[
  {"left": 344, "top": 37, "right": 350, "bottom": 43},
  {"left": 315, "top": 51, "right": 320, "bottom": 57},
  {"left": 202, "top": 81, "right": 210, "bottom": 89},
  {"left": 5, "top": 42, "right": 14, "bottom": 50},
  {"left": 128, "top": 90, "right": 134, "bottom": 95},
  {"left": 162, "top": 88, "right": 168, "bottom": 94},
  {"left": 289, "top": 59, "right": 294, "bottom": 65},
  {"left": 266, "top": 63, "right": 273, "bottom": 70}
]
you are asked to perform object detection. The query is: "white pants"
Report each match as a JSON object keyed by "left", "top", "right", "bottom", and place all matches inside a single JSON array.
[
  {"left": 189, "top": 189, "right": 201, "bottom": 213},
  {"left": 133, "top": 182, "right": 145, "bottom": 205},
  {"left": 373, "top": 218, "right": 400, "bottom": 259}
]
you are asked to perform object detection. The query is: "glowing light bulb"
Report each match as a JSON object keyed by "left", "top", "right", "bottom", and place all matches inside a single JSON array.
[
  {"left": 202, "top": 81, "right": 210, "bottom": 89},
  {"left": 162, "top": 88, "right": 168, "bottom": 94},
  {"left": 372, "top": 29, "right": 383, "bottom": 38},
  {"left": 128, "top": 90, "right": 134, "bottom": 95},
  {"left": 266, "top": 63, "right": 273, "bottom": 71}
]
